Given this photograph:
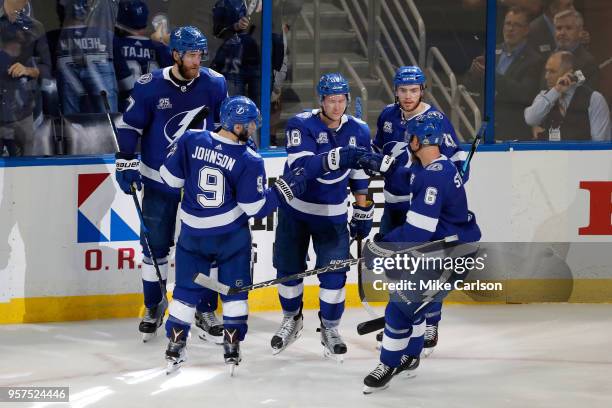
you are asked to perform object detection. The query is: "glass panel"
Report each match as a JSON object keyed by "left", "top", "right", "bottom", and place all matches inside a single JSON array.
[
  {"left": 269, "top": 0, "right": 488, "bottom": 147},
  {"left": 494, "top": 1, "right": 611, "bottom": 142},
  {"left": 0, "top": 0, "right": 263, "bottom": 157}
]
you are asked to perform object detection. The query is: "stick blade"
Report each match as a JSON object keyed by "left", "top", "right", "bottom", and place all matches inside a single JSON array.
[{"left": 194, "top": 273, "right": 231, "bottom": 295}]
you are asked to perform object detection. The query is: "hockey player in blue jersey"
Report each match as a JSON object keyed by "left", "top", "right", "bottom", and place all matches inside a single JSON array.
[
  {"left": 372, "top": 66, "right": 469, "bottom": 356},
  {"left": 160, "top": 96, "right": 306, "bottom": 375},
  {"left": 115, "top": 26, "right": 227, "bottom": 343},
  {"left": 360, "top": 113, "right": 481, "bottom": 394},
  {"left": 270, "top": 73, "right": 373, "bottom": 361},
  {"left": 114, "top": 0, "right": 173, "bottom": 112}
]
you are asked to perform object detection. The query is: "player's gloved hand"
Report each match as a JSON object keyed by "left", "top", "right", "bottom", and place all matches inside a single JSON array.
[
  {"left": 349, "top": 201, "right": 374, "bottom": 240},
  {"left": 322, "top": 145, "right": 368, "bottom": 172},
  {"left": 357, "top": 152, "right": 397, "bottom": 176},
  {"left": 115, "top": 152, "right": 142, "bottom": 194},
  {"left": 274, "top": 167, "right": 307, "bottom": 202}
]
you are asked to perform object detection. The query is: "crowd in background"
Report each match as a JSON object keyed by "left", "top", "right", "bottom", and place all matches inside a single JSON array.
[{"left": 0, "top": 0, "right": 610, "bottom": 157}]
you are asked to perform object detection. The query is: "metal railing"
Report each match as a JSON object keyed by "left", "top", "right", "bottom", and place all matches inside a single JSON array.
[
  {"left": 340, "top": 57, "right": 369, "bottom": 122},
  {"left": 426, "top": 47, "right": 461, "bottom": 139},
  {"left": 457, "top": 85, "right": 482, "bottom": 140}
]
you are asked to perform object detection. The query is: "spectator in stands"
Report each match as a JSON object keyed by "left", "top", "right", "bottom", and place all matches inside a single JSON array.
[
  {"left": 47, "top": 0, "right": 131, "bottom": 115},
  {"left": 553, "top": 9, "right": 599, "bottom": 89},
  {"left": 466, "top": 7, "right": 543, "bottom": 140},
  {"left": 527, "top": 0, "right": 574, "bottom": 55},
  {"left": 210, "top": 0, "right": 260, "bottom": 105},
  {"left": 0, "top": 0, "right": 51, "bottom": 156},
  {"left": 114, "top": 0, "right": 173, "bottom": 112},
  {"left": 524, "top": 51, "right": 610, "bottom": 141}
]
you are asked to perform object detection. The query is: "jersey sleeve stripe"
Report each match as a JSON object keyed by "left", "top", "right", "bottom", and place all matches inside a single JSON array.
[
  {"left": 316, "top": 169, "right": 351, "bottom": 184},
  {"left": 450, "top": 150, "right": 468, "bottom": 162},
  {"left": 159, "top": 165, "right": 185, "bottom": 188},
  {"left": 116, "top": 116, "right": 143, "bottom": 135},
  {"left": 140, "top": 162, "right": 164, "bottom": 183},
  {"left": 349, "top": 169, "right": 369, "bottom": 180},
  {"left": 384, "top": 189, "right": 412, "bottom": 203},
  {"left": 287, "top": 151, "right": 315, "bottom": 167},
  {"left": 238, "top": 197, "right": 267, "bottom": 216},
  {"left": 406, "top": 210, "right": 439, "bottom": 232},
  {"left": 287, "top": 197, "right": 349, "bottom": 217},
  {"left": 180, "top": 206, "right": 244, "bottom": 229}
]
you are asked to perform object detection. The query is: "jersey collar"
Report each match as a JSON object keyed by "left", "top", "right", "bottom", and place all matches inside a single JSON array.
[
  {"left": 401, "top": 103, "right": 431, "bottom": 122},
  {"left": 210, "top": 132, "right": 243, "bottom": 145},
  {"left": 162, "top": 66, "right": 198, "bottom": 90},
  {"left": 312, "top": 109, "right": 349, "bottom": 131}
]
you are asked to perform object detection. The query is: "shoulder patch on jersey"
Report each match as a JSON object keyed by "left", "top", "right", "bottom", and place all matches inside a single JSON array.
[
  {"left": 296, "top": 111, "right": 313, "bottom": 119},
  {"left": 428, "top": 111, "right": 444, "bottom": 120},
  {"left": 138, "top": 73, "right": 153, "bottom": 84},
  {"left": 348, "top": 136, "right": 357, "bottom": 146},
  {"left": 383, "top": 121, "right": 393, "bottom": 133},
  {"left": 426, "top": 163, "right": 443, "bottom": 171},
  {"left": 316, "top": 132, "right": 329, "bottom": 144}
]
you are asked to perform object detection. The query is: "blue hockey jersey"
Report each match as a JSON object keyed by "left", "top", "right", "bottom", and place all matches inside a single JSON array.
[
  {"left": 117, "top": 66, "right": 228, "bottom": 194},
  {"left": 160, "top": 130, "right": 280, "bottom": 236},
  {"left": 384, "top": 156, "right": 481, "bottom": 243},
  {"left": 284, "top": 110, "right": 371, "bottom": 224},
  {"left": 115, "top": 35, "right": 173, "bottom": 112},
  {"left": 373, "top": 103, "right": 469, "bottom": 211}
]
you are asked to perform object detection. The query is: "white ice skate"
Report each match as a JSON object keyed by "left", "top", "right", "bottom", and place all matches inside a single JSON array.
[
  {"left": 270, "top": 312, "right": 303, "bottom": 355},
  {"left": 195, "top": 310, "right": 224, "bottom": 345},
  {"left": 139, "top": 296, "right": 168, "bottom": 343}
]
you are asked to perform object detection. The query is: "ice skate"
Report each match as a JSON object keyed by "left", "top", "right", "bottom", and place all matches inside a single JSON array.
[
  {"left": 165, "top": 328, "right": 187, "bottom": 375},
  {"left": 223, "top": 328, "right": 242, "bottom": 376},
  {"left": 421, "top": 323, "right": 438, "bottom": 358},
  {"left": 395, "top": 354, "right": 420, "bottom": 378},
  {"left": 270, "top": 311, "right": 303, "bottom": 355},
  {"left": 139, "top": 296, "right": 168, "bottom": 342},
  {"left": 363, "top": 362, "right": 397, "bottom": 394},
  {"left": 318, "top": 313, "right": 347, "bottom": 363},
  {"left": 195, "top": 310, "right": 224, "bottom": 344}
]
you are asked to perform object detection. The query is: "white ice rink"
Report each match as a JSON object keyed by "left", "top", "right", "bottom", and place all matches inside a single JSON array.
[{"left": 1, "top": 304, "right": 611, "bottom": 408}]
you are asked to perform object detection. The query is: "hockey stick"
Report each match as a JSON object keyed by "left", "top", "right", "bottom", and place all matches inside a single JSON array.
[
  {"left": 101, "top": 94, "right": 208, "bottom": 290},
  {"left": 460, "top": 119, "right": 487, "bottom": 177},
  {"left": 195, "top": 235, "right": 460, "bottom": 295},
  {"left": 357, "top": 238, "right": 379, "bottom": 318},
  {"left": 244, "top": 0, "right": 261, "bottom": 16}
]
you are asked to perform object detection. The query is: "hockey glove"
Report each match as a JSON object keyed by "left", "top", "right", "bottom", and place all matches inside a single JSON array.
[
  {"left": 357, "top": 152, "right": 397, "bottom": 176},
  {"left": 115, "top": 152, "right": 142, "bottom": 194},
  {"left": 323, "top": 145, "right": 368, "bottom": 172},
  {"left": 274, "top": 167, "right": 307, "bottom": 202},
  {"left": 349, "top": 201, "right": 374, "bottom": 240}
]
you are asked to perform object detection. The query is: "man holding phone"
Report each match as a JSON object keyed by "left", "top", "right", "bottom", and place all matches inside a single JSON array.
[{"left": 524, "top": 51, "right": 610, "bottom": 141}]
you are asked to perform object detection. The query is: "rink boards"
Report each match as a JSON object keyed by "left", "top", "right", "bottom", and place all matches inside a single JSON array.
[{"left": 1, "top": 149, "right": 611, "bottom": 323}]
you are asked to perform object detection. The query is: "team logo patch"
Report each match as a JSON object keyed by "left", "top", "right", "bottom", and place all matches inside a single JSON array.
[
  {"left": 316, "top": 132, "right": 329, "bottom": 144},
  {"left": 157, "top": 98, "right": 172, "bottom": 110},
  {"left": 237, "top": 106, "right": 245, "bottom": 115},
  {"left": 138, "top": 73, "right": 153, "bottom": 84},
  {"left": 428, "top": 111, "right": 444, "bottom": 120},
  {"left": 163, "top": 106, "right": 207, "bottom": 144},
  {"left": 349, "top": 136, "right": 356, "bottom": 146},
  {"left": 427, "top": 163, "right": 443, "bottom": 171},
  {"left": 383, "top": 121, "right": 392, "bottom": 133}
]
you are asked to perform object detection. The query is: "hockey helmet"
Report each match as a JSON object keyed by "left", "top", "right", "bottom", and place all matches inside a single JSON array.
[
  {"left": 169, "top": 26, "right": 208, "bottom": 60},
  {"left": 220, "top": 96, "right": 262, "bottom": 131}
]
